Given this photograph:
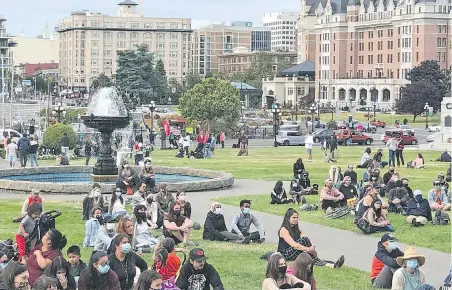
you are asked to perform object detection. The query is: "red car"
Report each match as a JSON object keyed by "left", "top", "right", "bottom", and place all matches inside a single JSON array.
[
  {"left": 383, "top": 130, "right": 418, "bottom": 145},
  {"left": 336, "top": 129, "right": 373, "bottom": 145},
  {"left": 370, "top": 120, "right": 386, "bottom": 128}
]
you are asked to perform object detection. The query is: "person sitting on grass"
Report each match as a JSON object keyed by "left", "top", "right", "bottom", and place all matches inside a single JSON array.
[
  {"left": 343, "top": 165, "right": 358, "bottom": 185},
  {"left": 338, "top": 176, "right": 358, "bottom": 206},
  {"left": 176, "top": 248, "right": 224, "bottom": 290},
  {"left": 16, "top": 202, "right": 43, "bottom": 263},
  {"left": 163, "top": 202, "right": 195, "bottom": 247},
  {"left": 203, "top": 202, "right": 250, "bottom": 244},
  {"left": 428, "top": 180, "right": 451, "bottom": 212},
  {"left": 293, "top": 158, "right": 305, "bottom": 179},
  {"left": 94, "top": 215, "right": 116, "bottom": 252},
  {"left": 383, "top": 167, "right": 395, "bottom": 187},
  {"left": 358, "top": 148, "right": 372, "bottom": 168},
  {"left": 437, "top": 173, "right": 449, "bottom": 192},
  {"left": 374, "top": 149, "right": 388, "bottom": 168},
  {"left": 287, "top": 252, "right": 317, "bottom": 290},
  {"left": 410, "top": 153, "right": 425, "bottom": 169},
  {"left": 176, "top": 191, "right": 201, "bottom": 230},
  {"left": 231, "top": 200, "right": 265, "bottom": 243},
  {"left": 78, "top": 250, "right": 121, "bottom": 290},
  {"left": 392, "top": 247, "right": 427, "bottom": 290},
  {"left": 155, "top": 183, "right": 175, "bottom": 215},
  {"left": 108, "top": 188, "right": 127, "bottom": 219},
  {"left": 66, "top": 245, "right": 87, "bottom": 286},
  {"left": 290, "top": 179, "right": 307, "bottom": 205},
  {"left": 362, "top": 166, "right": 373, "bottom": 183},
  {"left": 277, "top": 208, "right": 344, "bottom": 268},
  {"left": 299, "top": 172, "right": 318, "bottom": 195},
  {"left": 82, "top": 183, "right": 105, "bottom": 220},
  {"left": 387, "top": 180, "right": 409, "bottom": 215},
  {"left": 384, "top": 173, "right": 400, "bottom": 196},
  {"left": 116, "top": 160, "right": 136, "bottom": 194},
  {"left": 131, "top": 204, "right": 159, "bottom": 252},
  {"left": 132, "top": 183, "right": 147, "bottom": 210},
  {"left": 21, "top": 189, "right": 44, "bottom": 216},
  {"left": 151, "top": 238, "right": 181, "bottom": 281},
  {"left": 369, "top": 234, "right": 403, "bottom": 289},
  {"left": 43, "top": 255, "right": 77, "bottom": 290},
  {"left": 362, "top": 199, "right": 394, "bottom": 233},
  {"left": 262, "top": 252, "right": 311, "bottom": 290},
  {"left": 271, "top": 181, "right": 292, "bottom": 204},
  {"left": 138, "top": 159, "right": 155, "bottom": 191},
  {"left": 83, "top": 206, "right": 103, "bottom": 247},
  {"left": 145, "top": 194, "right": 162, "bottom": 229},
  {"left": 406, "top": 190, "right": 432, "bottom": 227},
  {"left": 327, "top": 165, "right": 343, "bottom": 188},
  {"left": 401, "top": 178, "right": 413, "bottom": 199},
  {"left": 320, "top": 179, "right": 345, "bottom": 213}
]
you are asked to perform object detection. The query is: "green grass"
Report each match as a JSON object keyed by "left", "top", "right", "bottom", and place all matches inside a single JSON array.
[
  {"left": 218, "top": 194, "right": 451, "bottom": 253},
  {"left": 0, "top": 201, "right": 374, "bottom": 290}
]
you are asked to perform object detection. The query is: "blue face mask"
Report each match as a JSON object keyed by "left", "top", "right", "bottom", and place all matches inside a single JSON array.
[
  {"left": 388, "top": 241, "right": 397, "bottom": 250},
  {"left": 0, "top": 262, "right": 7, "bottom": 269},
  {"left": 406, "top": 259, "right": 419, "bottom": 269},
  {"left": 121, "top": 243, "right": 132, "bottom": 254},
  {"left": 97, "top": 264, "right": 110, "bottom": 274},
  {"left": 242, "top": 208, "right": 250, "bottom": 215}
]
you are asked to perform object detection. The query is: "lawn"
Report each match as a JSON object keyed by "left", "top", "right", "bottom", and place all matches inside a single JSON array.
[
  {"left": 217, "top": 194, "right": 451, "bottom": 253},
  {"left": 0, "top": 201, "right": 374, "bottom": 290}
]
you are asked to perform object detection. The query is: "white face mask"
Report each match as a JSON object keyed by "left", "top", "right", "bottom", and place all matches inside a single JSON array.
[
  {"left": 115, "top": 191, "right": 122, "bottom": 197},
  {"left": 93, "top": 189, "right": 101, "bottom": 197},
  {"left": 145, "top": 164, "right": 151, "bottom": 169},
  {"left": 106, "top": 223, "right": 114, "bottom": 231},
  {"left": 214, "top": 208, "right": 222, "bottom": 215}
]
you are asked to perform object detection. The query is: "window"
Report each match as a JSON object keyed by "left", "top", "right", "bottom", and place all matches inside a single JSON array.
[
  {"left": 437, "top": 38, "right": 442, "bottom": 47},
  {"left": 350, "top": 56, "right": 353, "bottom": 64},
  {"left": 437, "top": 52, "right": 441, "bottom": 62},
  {"left": 416, "top": 52, "right": 419, "bottom": 62}
]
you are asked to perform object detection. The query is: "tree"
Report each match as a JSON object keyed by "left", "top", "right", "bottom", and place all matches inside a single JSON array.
[
  {"left": 185, "top": 72, "right": 202, "bottom": 90},
  {"left": 243, "top": 52, "right": 293, "bottom": 89},
  {"left": 25, "top": 76, "right": 46, "bottom": 92},
  {"left": 43, "top": 123, "right": 76, "bottom": 149},
  {"left": 179, "top": 78, "right": 240, "bottom": 131},
  {"left": 396, "top": 80, "right": 442, "bottom": 121},
  {"left": 91, "top": 73, "right": 114, "bottom": 90},
  {"left": 156, "top": 59, "right": 167, "bottom": 81}
]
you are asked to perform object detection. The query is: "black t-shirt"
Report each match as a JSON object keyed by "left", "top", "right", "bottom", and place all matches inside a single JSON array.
[
  {"left": 107, "top": 252, "right": 147, "bottom": 290},
  {"left": 165, "top": 214, "right": 186, "bottom": 227}
]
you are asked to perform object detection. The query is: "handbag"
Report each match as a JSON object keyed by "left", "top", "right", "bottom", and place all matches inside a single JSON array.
[{"left": 357, "top": 209, "right": 371, "bottom": 234}]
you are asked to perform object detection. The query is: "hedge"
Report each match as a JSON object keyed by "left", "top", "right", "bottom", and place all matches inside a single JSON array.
[{"left": 43, "top": 123, "right": 77, "bottom": 149}]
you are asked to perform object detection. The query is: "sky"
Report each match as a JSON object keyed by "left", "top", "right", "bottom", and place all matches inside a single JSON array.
[{"left": 1, "top": 0, "right": 299, "bottom": 37}]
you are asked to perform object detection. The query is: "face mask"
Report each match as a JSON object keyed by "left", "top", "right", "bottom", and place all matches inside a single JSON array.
[
  {"left": 406, "top": 259, "right": 419, "bottom": 269},
  {"left": 278, "top": 265, "right": 287, "bottom": 275},
  {"left": 242, "top": 208, "right": 250, "bottom": 215},
  {"left": 138, "top": 211, "right": 146, "bottom": 217},
  {"left": 97, "top": 264, "right": 110, "bottom": 274},
  {"left": 96, "top": 215, "right": 103, "bottom": 223},
  {"left": 173, "top": 210, "right": 181, "bottom": 217},
  {"left": 106, "top": 223, "right": 115, "bottom": 231},
  {"left": 390, "top": 169, "right": 394, "bottom": 173},
  {"left": 393, "top": 177, "right": 398, "bottom": 182},
  {"left": 178, "top": 196, "right": 186, "bottom": 201},
  {"left": 147, "top": 198, "right": 153, "bottom": 204},
  {"left": 121, "top": 243, "right": 132, "bottom": 254},
  {"left": 214, "top": 208, "right": 222, "bottom": 215},
  {"left": 115, "top": 191, "right": 122, "bottom": 197},
  {"left": 93, "top": 189, "right": 101, "bottom": 197},
  {"left": 0, "top": 262, "right": 7, "bottom": 269},
  {"left": 415, "top": 195, "right": 422, "bottom": 202},
  {"left": 15, "top": 281, "right": 29, "bottom": 290},
  {"left": 145, "top": 165, "right": 151, "bottom": 169},
  {"left": 388, "top": 241, "right": 397, "bottom": 250}
]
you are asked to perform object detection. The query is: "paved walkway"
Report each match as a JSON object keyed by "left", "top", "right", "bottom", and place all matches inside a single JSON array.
[{"left": 1, "top": 178, "right": 449, "bottom": 287}]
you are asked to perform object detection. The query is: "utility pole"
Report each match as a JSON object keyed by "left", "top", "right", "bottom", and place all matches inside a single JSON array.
[
  {"left": 9, "top": 50, "right": 14, "bottom": 126},
  {"left": 1, "top": 54, "right": 5, "bottom": 130}
]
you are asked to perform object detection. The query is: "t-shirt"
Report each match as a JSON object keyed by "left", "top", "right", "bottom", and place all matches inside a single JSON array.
[
  {"left": 20, "top": 215, "right": 37, "bottom": 235},
  {"left": 7, "top": 143, "right": 17, "bottom": 155},
  {"left": 27, "top": 244, "right": 62, "bottom": 287},
  {"left": 164, "top": 214, "right": 186, "bottom": 227},
  {"left": 391, "top": 267, "right": 425, "bottom": 290},
  {"left": 305, "top": 136, "right": 314, "bottom": 149}
]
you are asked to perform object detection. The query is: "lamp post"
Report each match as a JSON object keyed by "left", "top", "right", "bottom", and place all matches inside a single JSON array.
[
  {"left": 149, "top": 101, "right": 156, "bottom": 132},
  {"left": 330, "top": 104, "right": 334, "bottom": 121},
  {"left": 367, "top": 105, "right": 372, "bottom": 132},
  {"left": 424, "top": 102, "right": 429, "bottom": 130},
  {"left": 241, "top": 101, "right": 245, "bottom": 122},
  {"left": 271, "top": 103, "right": 281, "bottom": 147},
  {"left": 52, "top": 105, "right": 66, "bottom": 123},
  {"left": 309, "top": 103, "right": 317, "bottom": 133}
]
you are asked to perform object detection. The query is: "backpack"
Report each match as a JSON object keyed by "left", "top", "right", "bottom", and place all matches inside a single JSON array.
[{"left": 433, "top": 210, "right": 450, "bottom": 225}]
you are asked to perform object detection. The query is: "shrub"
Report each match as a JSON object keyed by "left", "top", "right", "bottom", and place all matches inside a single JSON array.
[{"left": 43, "top": 123, "right": 77, "bottom": 149}]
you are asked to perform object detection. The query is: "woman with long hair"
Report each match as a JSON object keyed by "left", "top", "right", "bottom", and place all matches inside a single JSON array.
[
  {"left": 32, "top": 276, "right": 58, "bottom": 290},
  {"left": 271, "top": 181, "right": 291, "bottom": 204},
  {"left": 363, "top": 199, "right": 393, "bottom": 234},
  {"left": 327, "top": 165, "right": 342, "bottom": 188},
  {"left": 262, "top": 252, "right": 310, "bottom": 290},
  {"left": 0, "top": 261, "right": 29, "bottom": 290},
  {"left": 293, "top": 158, "right": 305, "bottom": 179},
  {"left": 287, "top": 252, "right": 317, "bottom": 290},
  {"left": 78, "top": 251, "right": 120, "bottom": 290},
  {"left": 43, "top": 256, "right": 77, "bottom": 290},
  {"left": 108, "top": 188, "right": 126, "bottom": 219},
  {"left": 277, "top": 208, "right": 344, "bottom": 268},
  {"left": 132, "top": 204, "right": 159, "bottom": 251},
  {"left": 135, "top": 270, "right": 162, "bottom": 290}
]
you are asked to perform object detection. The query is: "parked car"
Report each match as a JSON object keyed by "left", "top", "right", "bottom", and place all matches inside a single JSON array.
[
  {"left": 382, "top": 129, "right": 418, "bottom": 145},
  {"left": 426, "top": 134, "right": 435, "bottom": 142},
  {"left": 427, "top": 124, "right": 441, "bottom": 132},
  {"left": 336, "top": 129, "right": 373, "bottom": 145},
  {"left": 370, "top": 120, "right": 386, "bottom": 128},
  {"left": 354, "top": 122, "right": 377, "bottom": 133},
  {"left": 397, "top": 124, "right": 413, "bottom": 131},
  {"left": 312, "top": 129, "right": 334, "bottom": 143},
  {"left": 0, "top": 129, "right": 22, "bottom": 147},
  {"left": 276, "top": 131, "right": 306, "bottom": 146}
]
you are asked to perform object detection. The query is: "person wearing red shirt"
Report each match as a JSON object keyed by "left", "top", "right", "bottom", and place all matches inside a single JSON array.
[
  {"left": 153, "top": 238, "right": 181, "bottom": 281},
  {"left": 370, "top": 234, "right": 403, "bottom": 288}
]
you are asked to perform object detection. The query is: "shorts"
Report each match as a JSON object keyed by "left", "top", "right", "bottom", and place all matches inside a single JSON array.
[
  {"left": 163, "top": 227, "right": 183, "bottom": 244},
  {"left": 305, "top": 148, "right": 312, "bottom": 155},
  {"left": 8, "top": 154, "right": 17, "bottom": 163}
]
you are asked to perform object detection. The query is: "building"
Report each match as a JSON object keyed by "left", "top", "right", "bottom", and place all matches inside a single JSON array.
[
  {"left": 297, "top": 0, "right": 317, "bottom": 62},
  {"left": 12, "top": 36, "right": 59, "bottom": 65},
  {"left": 298, "top": 0, "right": 452, "bottom": 109},
  {"left": 22, "top": 63, "right": 59, "bottom": 78},
  {"left": 262, "top": 60, "right": 316, "bottom": 107},
  {"left": 191, "top": 23, "right": 271, "bottom": 76},
  {"left": 57, "top": 0, "right": 192, "bottom": 92},
  {"left": 217, "top": 47, "right": 297, "bottom": 74},
  {"left": 263, "top": 11, "right": 299, "bottom": 52},
  {"left": 0, "top": 15, "right": 14, "bottom": 91}
]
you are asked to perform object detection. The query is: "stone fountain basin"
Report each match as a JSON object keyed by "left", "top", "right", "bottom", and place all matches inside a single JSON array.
[
  {"left": 0, "top": 166, "right": 234, "bottom": 195},
  {"left": 81, "top": 115, "right": 131, "bottom": 131}
]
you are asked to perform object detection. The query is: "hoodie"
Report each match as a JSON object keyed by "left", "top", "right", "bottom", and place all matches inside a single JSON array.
[
  {"left": 203, "top": 211, "right": 228, "bottom": 241},
  {"left": 29, "top": 140, "right": 38, "bottom": 154},
  {"left": 370, "top": 241, "right": 403, "bottom": 279},
  {"left": 176, "top": 262, "right": 224, "bottom": 290},
  {"left": 17, "top": 136, "right": 30, "bottom": 152},
  {"left": 82, "top": 189, "right": 105, "bottom": 220}
]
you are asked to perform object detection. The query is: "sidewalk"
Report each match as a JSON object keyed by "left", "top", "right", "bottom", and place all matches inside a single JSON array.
[{"left": 1, "top": 178, "right": 449, "bottom": 287}]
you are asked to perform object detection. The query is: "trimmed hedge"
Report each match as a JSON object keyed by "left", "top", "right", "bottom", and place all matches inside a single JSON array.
[{"left": 43, "top": 123, "right": 77, "bottom": 149}]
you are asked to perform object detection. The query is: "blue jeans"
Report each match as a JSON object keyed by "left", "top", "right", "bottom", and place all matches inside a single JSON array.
[
  {"left": 380, "top": 161, "right": 389, "bottom": 168},
  {"left": 29, "top": 153, "right": 38, "bottom": 167},
  {"left": 388, "top": 150, "right": 396, "bottom": 166}
]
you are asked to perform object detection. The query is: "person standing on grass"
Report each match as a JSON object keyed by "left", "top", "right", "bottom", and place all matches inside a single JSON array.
[
  {"left": 305, "top": 132, "right": 314, "bottom": 162},
  {"left": 29, "top": 136, "right": 39, "bottom": 167},
  {"left": 386, "top": 136, "right": 398, "bottom": 167},
  {"left": 219, "top": 131, "right": 225, "bottom": 148},
  {"left": 395, "top": 134, "right": 404, "bottom": 167},
  {"left": 17, "top": 133, "right": 30, "bottom": 168},
  {"left": 6, "top": 138, "right": 18, "bottom": 167},
  {"left": 61, "top": 132, "right": 70, "bottom": 156}
]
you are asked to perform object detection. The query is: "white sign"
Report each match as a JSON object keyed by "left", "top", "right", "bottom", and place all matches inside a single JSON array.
[
  {"left": 171, "top": 88, "right": 176, "bottom": 93},
  {"left": 22, "top": 80, "right": 32, "bottom": 86},
  {"left": 14, "top": 87, "right": 22, "bottom": 92}
]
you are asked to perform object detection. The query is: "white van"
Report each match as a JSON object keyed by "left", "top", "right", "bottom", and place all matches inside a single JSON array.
[{"left": 0, "top": 129, "right": 23, "bottom": 145}]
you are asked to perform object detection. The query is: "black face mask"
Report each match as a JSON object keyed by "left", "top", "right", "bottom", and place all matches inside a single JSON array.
[
  {"left": 173, "top": 210, "right": 181, "bottom": 217},
  {"left": 96, "top": 215, "right": 103, "bottom": 224},
  {"left": 389, "top": 169, "right": 394, "bottom": 173},
  {"left": 138, "top": 212, "right": 146, "bottom": 218},
  {"left": 147, "top": 198, "right": 153, "bottom": 204},
  {"left": 279, "top": 266, "right": 287, "bottom": 276}
]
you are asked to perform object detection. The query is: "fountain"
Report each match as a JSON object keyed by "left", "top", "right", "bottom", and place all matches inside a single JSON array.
[{"left": 81, "top": 87, "right": 131, "bottom": 180}]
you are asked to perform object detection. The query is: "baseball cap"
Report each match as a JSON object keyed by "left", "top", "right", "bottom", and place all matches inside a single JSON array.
[
  {"left": 189, "top": 248, "right": 208, "bottom": 262},
  {"left": 380, "top": 233, "right": 397, "bottom": 243},
  {"left": 413, "top": 190, "right": 422, "bottom": 197}
]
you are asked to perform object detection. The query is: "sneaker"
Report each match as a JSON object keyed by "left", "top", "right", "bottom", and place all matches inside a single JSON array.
[
  {"left": 243, "top": 235, "right": 251, "bottom": 244},
  {"left": 326, "top": 207, "right": 334, "bottom": 215},
  {"left": 301, "top": 196, "right": 307, "bottom": 204},
  {"left": 334, "top": 255, "right": 345, "bottom": 268}
]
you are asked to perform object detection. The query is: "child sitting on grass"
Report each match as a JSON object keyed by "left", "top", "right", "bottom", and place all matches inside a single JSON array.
[
  {"left": 67, "top": 245, "right": 87, "bottom": 286},
  {"left": 16, "top": 202, "right": 43, "bottom": 263}
]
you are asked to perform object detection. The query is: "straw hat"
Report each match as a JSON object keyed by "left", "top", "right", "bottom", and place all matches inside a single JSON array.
[{"left": 396, "top": 247, "right": 425, "bottom": 266}]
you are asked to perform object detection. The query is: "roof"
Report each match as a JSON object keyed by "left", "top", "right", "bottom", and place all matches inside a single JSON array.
[
  {"left": 118, "top": 0, "right": 138, "bottom": 5},
  {"left": 279, "top": 60, "right": 316, "bottom": 76},
  {"left": 230, "top": 81, "right": 258, "bottom": 90},
  {"left": 308, "top": 0, "right": 349, "bottom": 15},
  {"left": 23, "top": 63, "right": 58, "bottom": 77}
]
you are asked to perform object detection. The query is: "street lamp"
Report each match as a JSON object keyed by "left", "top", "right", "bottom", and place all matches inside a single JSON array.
[
  {"left": 309, "top": 103, "right": 317, "bottom": 133},
  {"left": 271, "top": 103, "right": 281, "bottom": 147},
  {"left": 52, "top": 105, "right": 66, "bottom": 123},
  {"left": 424, "top": 102, "right": 429, "bottom": 129},
  {"left": 366, "top": 105, "right": 372, "bottom": 132},
  {"left": 241, "top": 101, "right": 245, "bottom": 122},
  {"left": 148, "top": 101, "right": 156, "bottom": 131}
]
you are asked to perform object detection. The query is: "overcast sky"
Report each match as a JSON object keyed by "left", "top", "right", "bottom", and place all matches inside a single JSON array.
[{"left": 2, "top": 0, "right": 299, "bottom": 37}]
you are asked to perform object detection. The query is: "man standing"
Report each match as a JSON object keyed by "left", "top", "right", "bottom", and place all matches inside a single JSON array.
[
  {"left": 182, "top": 132, "right": 191, "bottom": 158},
  {"left": 231, "top": 200, "right": 265, "bottom": 243},
  {"left": 17, "top": 133, "right": 30, "bottom": 168},
  {"left": 386, "top": 136, "right": 398, "bottom": 167},
  {"left": 160, "top": 128, "right": 167, "bottom": 149},
  {"left": 84, "top": 136, "right": 92, "bottom": 166},
  {"left": 305, "top": 132, "right": 314, "bottom": 162},
  {"left": 239, "top": 131, "right": 248, "bottom": 156},
  {"left": 29, "top": 136, "right": 39, "bottom": 167},
  {"left": 395, "top": 134, "right": 404, "bottom": 167},
  {"left": 61, "top": 132, "right": 70, "bottom": 156},
  {"left": 370, "top": 234, "right": 403, "bottom": 289}
]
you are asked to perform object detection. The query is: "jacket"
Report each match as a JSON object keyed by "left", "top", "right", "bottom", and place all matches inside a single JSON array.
[
  {"left": 344, "top": 170, "right": 358, "bottom": 184},
  {"left": 61, "top": 136, "right": 70, "bottom": 147},
  {"left": 78, "top": 268, "right": 121, "bottom": 290},
  {"left": 29, "top": 140, "right": 38, "bottom": 154},
  {"left": 387, "top": 187, "right": 409, "bottom": 205},
  {"left": 338, "top": 184, "right": 358, "bottom": 200},
  {"left": 94, "top": 226, "right": 114, "bottom": 252},
  {"left": 83, "top": 218, "right": 100, "bottom": 247},
  {"left": 427, "top": 189, "right": 449, "bottom": 205},
  {"left": 370, "top": 241, "right": 403, "bottom": 279},
  {"left": 203, "top": 211, "right": 228, "bottom": 241},
  {"left": 82, "top": 194, "right": 105, "bottom": 220},
  {"left": 176, "top": 262, "right": 224, "bottom": 290},
  {"left": 108, "top": 252, "right": 147, "bottom": 290},
  {"left": 17, "top": 136, "right": 30, "bottom": 152},
  {"left": 406, "top": 198, "right": 432, "bottom": 221},
  {"left": 232, "top": 212, "right": 264, "bottom": 238}
]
